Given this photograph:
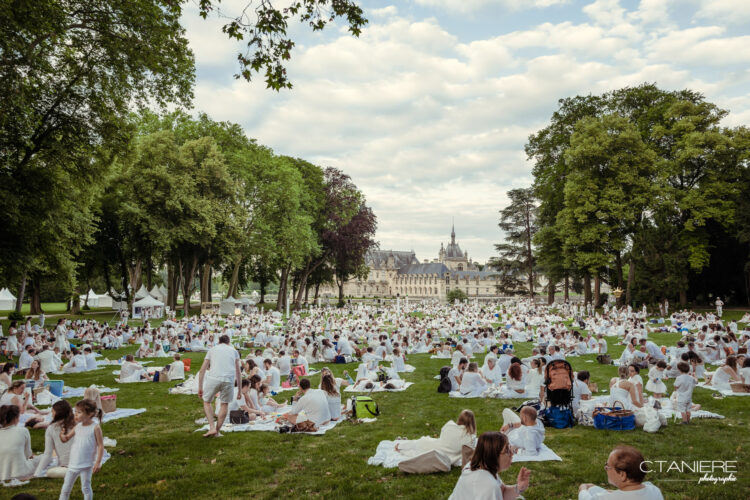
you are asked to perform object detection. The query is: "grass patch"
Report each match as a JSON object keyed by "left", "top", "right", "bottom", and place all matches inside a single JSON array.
[{"left": 5, "top": 323, "right": 750, "bottom": 499}]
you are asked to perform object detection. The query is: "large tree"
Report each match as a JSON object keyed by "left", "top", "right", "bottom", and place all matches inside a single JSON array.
[{"left": 490, "top": 188, "right": 538, "bottom": 298}]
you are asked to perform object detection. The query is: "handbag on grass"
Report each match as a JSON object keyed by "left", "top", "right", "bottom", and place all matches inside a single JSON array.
[
  {"left": 291, "top": 420, "right": 317, "bottom": 433},
  {"left": 229, "top": 410, "right": 250, "bottom": 424},
  {"left": 593, "top": 401, "right": 635, "bottom": 430}
]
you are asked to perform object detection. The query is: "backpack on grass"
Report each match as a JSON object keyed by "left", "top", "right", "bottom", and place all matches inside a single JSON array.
[
  {"left": 350, "top": 396, "right": 379, "bottom": 418},
  {"left": 437, "top": 365, "right": 452, "bottom": 393}
]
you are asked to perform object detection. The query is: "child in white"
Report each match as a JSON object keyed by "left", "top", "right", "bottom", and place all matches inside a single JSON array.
[
  {"left": 501, "top": 407, "right": 545, "bottom": 456},
  {"left": 672, "top": 362, "right": 696, "bottom": 424},
  {"left": 645, "top": 361, "right": 668, "bottom": 399},
  {"left": 59, "top": 399, "right": 104, "bottom": 500}
]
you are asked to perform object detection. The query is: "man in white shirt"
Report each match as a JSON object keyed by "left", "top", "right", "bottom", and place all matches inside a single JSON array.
[
  {"left": 83, "top": 347, "right": 98, "bottom": 371},
  {"left": 263, "top": 358, "right": 281, "bottom": 388},
  {"left": 597, "top": 334, "right": 608, "bottom": 354},
  {"left": 448, "top": 358, "right": 468, "bottom": 392},
  {"left": 283, "top": 378, "right": 331, "bottom": 426},
  {"left": 19, "top": 345, "right": 35, "bottom": 370},
  {"left": 502, "top": 407, "right": 545, "bottom": 456},
  {"left": 640, "top": 338, "right": 666, "bottom": 362},
  {"left": 497, "top": 350, "right": 513, "bottom": 376},
  {"left": 36, "top": 345, "right": 61, "bottom": 373},
  {"left": 572, "top": 371, "right": 592, "bottom": 412},
  {"left": 277, "top": 351, "right": 291, "bottom": 377},
  {"left": 198, "top": 334, "right": 242, "bottom": 438}
]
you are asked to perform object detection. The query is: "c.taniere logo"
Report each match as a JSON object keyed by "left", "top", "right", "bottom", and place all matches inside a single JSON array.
[{"left": 640, "top": 460, "right": 738, "bottom": 484}]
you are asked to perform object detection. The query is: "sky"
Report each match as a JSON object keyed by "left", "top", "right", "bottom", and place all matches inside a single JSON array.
[{"left": 180, "top": 0, "right": 750, "bottom": 263}]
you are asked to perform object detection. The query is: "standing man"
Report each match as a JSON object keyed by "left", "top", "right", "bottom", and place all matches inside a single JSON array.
[
  {"left": 715, "top": 296, "right": 724, "bottom": 318},
  {"left": 39, "top": 311, "right": 45, "bottom": 329},
  {"left": 198, "top": 334, "right": 242, "bottom": 438}
]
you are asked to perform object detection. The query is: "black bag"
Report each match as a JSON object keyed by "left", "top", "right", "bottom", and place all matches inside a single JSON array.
[
  {"left": 513, "top": 399, "right": 542, "bottom": 413},
  {"left": 596, "top": 354, "right": 612, "bottom": 365},
  {"left": 377, "top": 368, "right": 390, "bottom": 383},
  {"left": 437, "top": 365, "right": 452, "bottom": 393},
  {"left": 229, "top": 410, "right": 249, "bottom": 424}
]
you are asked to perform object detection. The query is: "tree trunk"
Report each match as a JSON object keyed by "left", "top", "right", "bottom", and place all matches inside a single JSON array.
[
  {"left": 146, "top": 254, "right": 153, "bottom": 290},
  {"left": 583, "top": 273, "right": 592, "bottom": 305},
  {"left": 626, "top": 258, "right": 635, "bottom": 306},
  {"left": 259, "top": 278, "right": 267, "bottom": 304},
  {"left": 294, "top": 257, "right": 327, "bottom": 308},
  {"left": 304, "top": 284, "right": 310, "bottom": 304},
  {"left": 277, "top": 265, "right": 290, "bottom": 312},
  {"left": 547, "top": 280, "right": 555, "bottom": 305},
  {"left": 103, "top": 263, "right": 112, "bottom": 296},
  {"left": 314, "top": 283, "right": 320, "bottom": 301},
  {"left": 118, "top": 250, "right": 130, "bottom": 305},
  {"left": 15, "top": 274, "right": 27, "bottom": 314},
  {"left": 71, "top": 284, "right": 81, "bottom": 315},
  {"left": 337, "top": 279, "right": 345, "bottom": 307},
  {"left": 128, "top": 259, "right": 142, "bottom": 295},
  {"left": 679, "top": 289, "right": 687, "bottom": 307},
  {"left": 227, "top": 259, "right": 241, "bottom": 299},
  {"left": 594, "top": 275, "right": 601, "bottom": 308},
  {"left": 181, "top": 256, "right": 199, "bottom": 318},
  {"left": 167, "top": 263, "right": 176, "bottom": 310},
  {"left": 30, "top": 277, "right": 43, "bottom": 314},
  {"left": 614, "top": 252, "right": 624, "bottom": 306},
  {"left": 200, "top": 262, "right": 212, "bottom": 303},
  {"left": 564, "top": 275, "right": 569, "bottom": 301}
]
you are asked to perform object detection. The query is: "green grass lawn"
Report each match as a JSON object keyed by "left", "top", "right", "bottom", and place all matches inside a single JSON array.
[{"left": 4, "top": 327, "right": 749, "bottom": 500}]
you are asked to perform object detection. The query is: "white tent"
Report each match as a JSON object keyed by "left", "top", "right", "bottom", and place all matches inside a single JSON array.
[
  {"left": 220, "top": 297, "right": 243, "bottom": 315},
  {"left": 0, "top": 288, "right": 17, "bottom": 310},
  {"left": 134, "top": 284, "right": 150, "bottom": 300},
  {"left": 80, "top": 288, "right": 99, "bottom": 308},
  {"left": 132, "top": 295, "right": 164, "bottom": 319},
  {"left": 159, "top": 284, "right": 168, "bottom": 298},
  {"left": 149, "top": 285, "right": 166, "bottom": 302},
  {"left": 96, "top": 291, "right": 112, "bottom": 308},
  {"left": 109, "top": 289, "right": 126, "bottom": 311}
]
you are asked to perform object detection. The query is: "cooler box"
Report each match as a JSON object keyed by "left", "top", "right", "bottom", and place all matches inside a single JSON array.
[{"left": 45, "top": 380, "right": 64, "bottom": 397}]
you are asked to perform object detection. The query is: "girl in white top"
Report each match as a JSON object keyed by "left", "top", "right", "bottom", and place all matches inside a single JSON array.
[
  {"left": 645, "top": 361, "right": 668, "bottom": 398},
  {"left": 396, "top": 410, "right": 477, "bottom": 466},
  {"left": 524, "top": 358, "right": 545, "bottom": 401},
  {"left": 35, "top": 400, "right": 75, "bottom": 476},
  {"left": 59, "top": 399, "right": 104, "bottom": 500},
  {"left": 500, "top": 363, "right": 527, "bottom": 398},
  {"left": 709, "top": 355, "right": 741, "bottom": 391},
  {"left": 449, "top": 431, "right": 530, "bottom": 500}
]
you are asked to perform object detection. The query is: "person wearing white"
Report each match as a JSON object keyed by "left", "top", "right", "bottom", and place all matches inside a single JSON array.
[
  {"left": 37, "top": 346, "right": 62, "bottom": 373},
  {"left": 448, "top": 359, "right": 467, "bottom": 392},
  {"left": 119, "top": 355, "right": 148, "bottom": 382},
  {"left": 572, "top": 371, "right": 592, "bottom": 412},
  {"left": 395, "top": 410, "right": 476, "bottom": 466},
  {"left": 481, "top": 358, "right": 504, "bottom": 386},
  {"left": 502, "top": 407, "right": 545, "bottom": 456},
  {"left": 448, "top": 431, "right": 530, "bottom": 500},
  {"left": 58, "top": 400, "right": 104, "bottom": 500},
  {"left": 673, "top": 362, "right": 696, "bottom": 424},
  {"left": 263, "top": 359, "right": 281, "bottom": 389},
  {"left": 277, "top": 352, "right": 291, "bottom": 378},
  {"left": 198, "top": 335, "right": 242, "bottom": 438},
  {"left": 0, "top": 405, "right": 40, "bottom": 481},
  {"left": 167, "top": 354, "right": 185, "bottom": 381},
  {"left": 83, "top": 348, "right": 98, "bottom": 371},
  {"left": 459, "top": 363, "right": 488, "bottom": 397},
  {"left": 283, "top": 379, "right": 331, "bottom": 426},
  {"left": 54, "top": 320, "right": 69, "bottom": 352},
  {"left": 19, "top": 345, "right": 35, "bottom": 370},
  {"left": 579, "top": 445, "right": 664, "bottom": 499},
  {"left": 35, "top": 401, "right": 75, "bottom": 477}
]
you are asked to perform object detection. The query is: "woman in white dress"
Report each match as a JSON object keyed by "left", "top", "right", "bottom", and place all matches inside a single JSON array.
[
  {"left": 396, "top": 410, "right": 477, "bottom": 466},
  {"left": 500, "top": 363, "right": 527, "bottom": 398},
  {"left": 448, "top": 431, "right": 531, "bottom": 500},
  {"left": 628, "top": 365, "right": 645, "bottom": 407},
  {"left": 54, "top": 319, "right": 69, "bottom": 352},
  {"left": 524, "top": 358, "right": 545, "bottom": 401},
  {"left": 608, "top": 366, "right": 640, "bottom": 410},
  {"left": 709, "top": 355, "right": 741, "bottom": 391},
  {"left": 321, "top": 373, "right": 342, "bottom": 421},
  {"left": 0, "top": 405, "right": 40, "bottom": 481},
  {"left": 119, "top": 355, "right": 148, "bottom": 382},
  {"left": 460, "top": 363, "right": 488, "bottom": 397}
]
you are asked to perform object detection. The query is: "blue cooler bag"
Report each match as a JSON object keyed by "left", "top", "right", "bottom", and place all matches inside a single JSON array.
[
  {"left": 593, "top": 404, "right": 635, "bottom": 431},
  {"left": 541, "top": 405, "right": 575, "bottom": 429}
]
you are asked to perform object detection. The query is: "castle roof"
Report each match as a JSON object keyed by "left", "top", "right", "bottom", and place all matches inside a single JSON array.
[
  {"left": 366, "top": 250, "right": 419, "bottom": 269},
  {"left": 444, "top": 224, "right": 465, "bottom": 259},
  {"left": 397, "top": 263, "right": 449, "bottom": 275}
]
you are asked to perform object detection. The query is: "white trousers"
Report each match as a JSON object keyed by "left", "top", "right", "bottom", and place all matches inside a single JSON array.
[{"left": 59, "top": 467, "right": 93, "bottom": 500}]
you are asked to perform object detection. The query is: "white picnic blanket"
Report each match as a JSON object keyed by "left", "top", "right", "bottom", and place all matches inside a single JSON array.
[
  {"left": 695, "top": 383, "right": 750, "bottom": 396},
  {"left": 368, "top": 440, "right": 561, "bottom": 468},
  {"left": 448, "top": 387, "right": 530, "bottom": 399},
  {"left": 195, "top": 416, "right": 341, "bottom": 435},
  {"left": 344, "top": 382, "right": 414, "bottom": 393},
  {"left": 102, "top": 408, "right": 147, "bottom": 423}
]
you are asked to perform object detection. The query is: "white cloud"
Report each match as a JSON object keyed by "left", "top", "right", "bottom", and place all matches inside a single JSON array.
[
  {"left": 414, "top": 0, "right": 570, "bottom": 14},
  {"left": 695, "top": 0, "right": 750, "bottom": 24},
  {"left": 183, "top": 2, "right": 750, "bottom": 262}
]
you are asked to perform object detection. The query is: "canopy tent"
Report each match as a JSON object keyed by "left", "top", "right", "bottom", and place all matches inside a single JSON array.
[
  {"left": 134, "top": 284, "right": 150, "bottom": 300},
  {"left": 109, "top": 289, "right": 126, "bottom": 311},
  {"left": 0, "top": 288, "right": 17, "bottom": 310},
  {"left": 159, "top": 284, "right": 168, "bottom": 298},
  {"left": 149, "top": 285, "right": 166, "bottom": 302},
  {"left": 96, "top": 291, "right": 113, "bottom": 308},
  {"left": 220, "top": 297, "right": 243, "bottom": 315},
  {"left": 79, "top": 288, "right": 99, "bottom": 308},
  {"left": 132, "top": 295, "right": 164, "bottom": 320}
]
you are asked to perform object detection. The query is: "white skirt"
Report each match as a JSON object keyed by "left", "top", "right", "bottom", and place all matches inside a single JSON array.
[{"left": 645, "top": 379, "right": 667, "bottom": 393}]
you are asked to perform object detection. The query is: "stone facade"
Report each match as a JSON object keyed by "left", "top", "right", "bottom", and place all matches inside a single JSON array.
[{"left": 320, "top": 226, "right": 500, "bottom": 299}]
